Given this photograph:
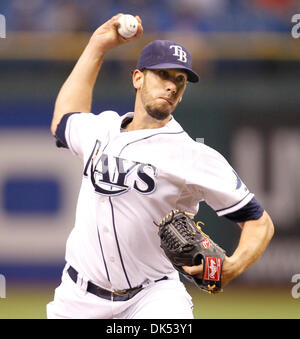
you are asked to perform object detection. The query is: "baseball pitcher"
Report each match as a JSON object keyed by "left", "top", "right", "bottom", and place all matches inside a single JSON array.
[{"left": 47, "top": 14, "right": 274, "bottom": 319}]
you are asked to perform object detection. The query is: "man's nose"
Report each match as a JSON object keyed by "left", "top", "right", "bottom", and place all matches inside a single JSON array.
[{"left": 165, "top": 80, "right": 177, "bottom": 95}]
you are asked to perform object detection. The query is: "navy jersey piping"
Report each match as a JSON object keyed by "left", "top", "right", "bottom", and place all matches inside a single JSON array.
[
  {"left": 96, "top": 226, "right": 111, "bottom": 282},
  {"left": 109, "top": 197, "right": 132, "bottom": 289}
]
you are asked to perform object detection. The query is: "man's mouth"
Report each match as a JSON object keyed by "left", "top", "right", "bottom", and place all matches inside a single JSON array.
[{"left": 159, "top": 97, "right": 174, "bottom": 105}]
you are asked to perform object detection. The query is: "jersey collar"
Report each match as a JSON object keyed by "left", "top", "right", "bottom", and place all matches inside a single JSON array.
[{"left": 120, "top": 112, "right": 184, "bottom": 134}]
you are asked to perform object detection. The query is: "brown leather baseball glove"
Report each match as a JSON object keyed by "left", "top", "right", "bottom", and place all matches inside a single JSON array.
[{"left": 157, "top": 209, "right": 226, "bottom": 294}]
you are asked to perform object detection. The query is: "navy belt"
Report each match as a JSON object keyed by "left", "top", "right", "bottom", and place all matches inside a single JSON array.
[{"left": 67, "top": 265, "right": 167, "bottom": 302}]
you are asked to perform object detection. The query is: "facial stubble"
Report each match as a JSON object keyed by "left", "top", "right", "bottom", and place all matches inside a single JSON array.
[{"left": 140, "top": 77, "right": 173, "bottom": 121}]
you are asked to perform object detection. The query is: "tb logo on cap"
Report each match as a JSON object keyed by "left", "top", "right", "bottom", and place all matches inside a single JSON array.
[{"left": 169, "top": 45, "right": 187, "bottom": 63}]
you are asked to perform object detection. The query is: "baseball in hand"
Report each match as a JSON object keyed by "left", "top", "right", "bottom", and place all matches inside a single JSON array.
[{"left": 117, "top": 14, "right": 138, "bottom": 39}]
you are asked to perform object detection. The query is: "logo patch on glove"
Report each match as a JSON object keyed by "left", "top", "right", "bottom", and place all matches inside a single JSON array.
[
  {"left": 201, "top": 238, "right": 210, "bottom": 248},
  {"left": 204, "top": 257, "right": 222, "bottom": 281}
]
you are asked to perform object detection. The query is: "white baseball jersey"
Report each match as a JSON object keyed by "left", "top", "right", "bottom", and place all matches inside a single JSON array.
[{"left": 57, "top": 110, "right": 253, "bottom": 291}]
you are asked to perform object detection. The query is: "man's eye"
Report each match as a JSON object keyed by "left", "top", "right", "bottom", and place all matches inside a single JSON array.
[
  {"left": 158, "top": 70, "right": 168, "bottom": 79},
  {"left": 176, "top": 75, "right": 185, "bottom": 83}
]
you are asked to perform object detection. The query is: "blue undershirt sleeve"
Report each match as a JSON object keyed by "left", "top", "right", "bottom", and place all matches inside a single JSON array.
[
  {"left": 54, "top": 112, "right": 80, "bottom": 148},
  {"left": 224, "top": 197, "right": 264, "bottom": 223}
]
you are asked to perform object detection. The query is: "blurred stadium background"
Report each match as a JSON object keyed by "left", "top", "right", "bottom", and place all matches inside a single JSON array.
[{"left": 0, "top": 0, "right": 300, "bottom": 319}]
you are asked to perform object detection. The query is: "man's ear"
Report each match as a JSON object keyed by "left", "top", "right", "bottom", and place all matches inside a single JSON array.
[{"left": 132, "top": 69, "right": 144, "bottom": 91}]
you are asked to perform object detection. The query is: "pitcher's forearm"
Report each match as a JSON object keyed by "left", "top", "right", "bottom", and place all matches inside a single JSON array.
[
  {"left": 228, "top": 211, "right": 274, "bottom": 277},
  {"left": 51, "top": 41, "right": 105, "bottom": 135}
]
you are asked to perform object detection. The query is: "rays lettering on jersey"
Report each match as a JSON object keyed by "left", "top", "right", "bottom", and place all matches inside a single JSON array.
[{"left": 84, "top": 140, "right": 157, "bottom": 196}]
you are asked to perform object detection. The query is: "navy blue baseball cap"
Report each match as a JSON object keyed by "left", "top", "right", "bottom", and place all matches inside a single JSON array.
[{"left": 136, "top": 40, "right": 199, "bottom": 83}]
